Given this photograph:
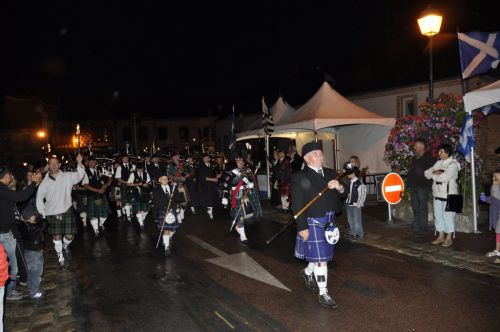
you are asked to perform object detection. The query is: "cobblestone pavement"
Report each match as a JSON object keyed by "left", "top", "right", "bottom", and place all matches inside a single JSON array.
[{"left": 5, "top": 245, "right": 85, "bottom": 331}]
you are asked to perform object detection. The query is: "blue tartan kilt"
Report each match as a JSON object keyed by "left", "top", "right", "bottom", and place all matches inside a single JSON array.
[
  {"left": 156, "top": 210, "right": 181, "bottom": 232},
  {"left": 230, "top": 189, "right": 262, "bottom": 226},
  {"left": 295, "top": 211, "right": 336, "bottom": 262}
]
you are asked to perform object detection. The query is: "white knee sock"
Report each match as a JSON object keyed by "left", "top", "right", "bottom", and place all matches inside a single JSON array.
[
  {"left": 124, "top": 205, "right": 131, "bottom": 218},
  {"left": 80, "top": 212, "right": 87, "bottom": 223},
  {"left": 117, "top": 209, "right": 122, "bottom": 217},
  {"left": 281, "top": 196, "right": 289, "bottom": 209},
  {"left": 313, "top": 264, "right": 328, "bottom": 295},
  {"left": 90, "top": 218, "right": 99, "bottom": 233},
  {"left": 305, "top": 262, "right": 314, "bottom": 276},
  {"left": 163, "top": 235, "right": 170, "bottom": 249},
  {"left": 207, "top": 207, "right": 213, "bottom": 219},
  {"left": 169, "top": 231, "right": 175, "bottom": 238},
  {"left": 141, "top": 211, "right": 148, "bottom": 222},
  {"left": 136, "top": 213, "right": 144, "bottom": 226},
  {"left": 99, "top": 217, "right": 106, "bottom": 227},
  {"left": 190, "top": 206, "right": 196, "bottom": 214},
  {"left": 236, "top": 226, "right": 247, "bottom": 241},
  {"left": 63, "top": 237, "right": 73, "bottom": 250},
  {"left": 53, "top": 240, "right": 63, "bottom": 261},
  {"left": 178, "top": 209, "right": 185, "bottom": 223}
]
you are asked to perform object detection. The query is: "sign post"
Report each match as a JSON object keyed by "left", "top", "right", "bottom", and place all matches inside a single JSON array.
[{"left": 381, "top": 173, "right": 405, "bottom": 224}]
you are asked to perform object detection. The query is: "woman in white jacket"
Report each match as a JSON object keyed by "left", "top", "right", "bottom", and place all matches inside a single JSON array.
[{"left": 424, "top": 144, "right": 460, "bottom": 247}]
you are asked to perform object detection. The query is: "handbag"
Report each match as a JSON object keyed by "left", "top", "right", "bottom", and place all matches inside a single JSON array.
[{"left": 445, "top": 182, "right": 463, "bottom": 213}]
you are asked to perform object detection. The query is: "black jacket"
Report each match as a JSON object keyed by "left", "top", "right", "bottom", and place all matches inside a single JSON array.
[
  {"left": 152, "top": 184, "right": 184, "bottom": 218},
  {"left": 407, "top": 151, "right": 435, "bottom": 189},
  {"left": 0, "top": 182, "right": 37, "bottom": 233},
  {"left": 291, "top": 166, "right": 346, "bottom": 232},
  {"left": 197, "top": 163, "right": 219, "bottom": 207},
  {"left": 18, "top": 219, "right": 48, "bottom": 251}
]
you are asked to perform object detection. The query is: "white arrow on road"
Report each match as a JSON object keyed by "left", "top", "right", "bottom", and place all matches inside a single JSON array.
[{"left": 186, "top": 235, "right": 291, "bottom": 292}]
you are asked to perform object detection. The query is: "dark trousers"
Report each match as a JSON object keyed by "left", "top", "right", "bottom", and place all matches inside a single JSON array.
[
  {"left": 411, "top": 187, "right": 431, "bottom": 233},
  {"left": 16, "top": 240, "right": 28, "bottom": 284}
]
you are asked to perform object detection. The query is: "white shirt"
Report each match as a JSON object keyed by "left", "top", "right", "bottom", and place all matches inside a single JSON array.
[
  {"left": 115, "top": 164, "right": 135, "bottom": 179},
  {"left": 128, "top": 172, "right": 151, "bottom": 184},
  {"left": 81, "top": 168, "right": 97, "bottom": 185},
  {"left": 162, "top": 185, "right": 170, "bottom": 195},
  {"left": 36, "top": 164, "right": 85, "bottom": 217}
]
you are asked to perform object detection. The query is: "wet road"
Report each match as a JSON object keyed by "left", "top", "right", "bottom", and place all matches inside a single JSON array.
[{"left": 72, "top": 210, "right": 500, "bottom": 331}]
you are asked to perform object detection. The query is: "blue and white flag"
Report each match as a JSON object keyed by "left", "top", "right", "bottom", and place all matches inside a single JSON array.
[
  {"left": 261, "top": 97, "right": 274, "bottom": 135},
  {"left": 457, "top": 114, "right": 474, "bottom": 163},
  {"left": 482, "top": 103, "right": 500, "bottom": 116},
  {"left": 458, "top": 32, "right": 500, "bottom": 79}
]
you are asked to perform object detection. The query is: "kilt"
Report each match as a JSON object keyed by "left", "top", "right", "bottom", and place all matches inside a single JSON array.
[
  {"left": 156, "top": 210, "right": 181, "bottom": 232},
  {"left": 295, "top": 211, "right": 336, "bottom": 262},
  {"left": 47, "top": 208, "right": 78, "bottom": 235},
  {"left": 132, "top": 199, "right": 150, "bottom": 213},
  {"left": 120, "top": 185, "right": 132, "bottom": 204},
  {"left": 230, "top": 188, "right": 262, "bottom": 226},
  {"left": 86, "top": 195, "right": 110, "bottom": 219}
]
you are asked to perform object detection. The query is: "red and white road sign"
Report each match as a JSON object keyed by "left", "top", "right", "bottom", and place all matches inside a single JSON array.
[{"left": 381, "top": 173, "right": 405, "bottom": 205}]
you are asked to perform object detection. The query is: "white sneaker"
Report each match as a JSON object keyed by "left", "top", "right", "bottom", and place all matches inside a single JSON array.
[
  {"left": 32, "top": 292, "right": 43, "bottom": 299},
  {"left": 486, "top": 250, "right": 500, "bottom": 257}
]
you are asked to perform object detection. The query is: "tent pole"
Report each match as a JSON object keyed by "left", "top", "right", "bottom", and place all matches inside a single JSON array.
[
  {"left": 266, "top": 134, "right": 271, "bottom": 199},
  {"left": 470, "top": 137, "right": 478, "bottom": 233}
]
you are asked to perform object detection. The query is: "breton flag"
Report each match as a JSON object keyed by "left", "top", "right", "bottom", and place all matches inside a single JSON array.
[
  {"left": 262, "top": 97, "right": 274, "bottom": 135},
  {"left": 458, "top": 31, "right": 500, "bottom": 79},
  {"left": 228, "top": 105, "right": 236, "bottom": 149},
  {"left": 457, "top": 113, "right": 474, "bottom": 163}
]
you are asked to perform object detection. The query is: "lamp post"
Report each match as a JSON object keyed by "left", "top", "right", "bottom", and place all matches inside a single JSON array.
[{"left": 418, "top": 10, "right": 442, "bottom": 100}]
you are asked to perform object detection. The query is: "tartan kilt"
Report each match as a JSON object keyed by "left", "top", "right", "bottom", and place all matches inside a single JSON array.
[
  {"left": 132, "top": 199, "right": 150, "bottom": 213},
  {"left": 120, "top": 185, "right": 132, "bottom": 204},
  {"left": 295, "top": 211, "right": 336, "bottom": 262},
  {"left": 230, "top": 188, "right": 262, "bottom": 226},
  {"left": 156, "top": 209, "right": 181, "bottom": 232},
  {"left": 86, "top": 195, "right": 110, "bottom": 219},
  {"left": 47, "top": 208, "right": 78, "bottom": 235}
]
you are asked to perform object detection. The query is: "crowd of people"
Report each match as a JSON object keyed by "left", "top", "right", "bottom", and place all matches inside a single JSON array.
[{"left": 0, "top": 137, "right": 498, "bottom": 324}]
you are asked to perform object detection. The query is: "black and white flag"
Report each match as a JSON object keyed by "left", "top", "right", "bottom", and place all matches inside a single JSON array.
[{"left": 262, "top": 97, "right": 274, "bottom": 135}]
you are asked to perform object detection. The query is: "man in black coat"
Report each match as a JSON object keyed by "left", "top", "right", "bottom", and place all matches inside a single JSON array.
[
  {"left": 406, "top": 138, "right": 435, "bottom": 236},
  {"left": 197, "top": 153, "right": 221, "bottom": 220},
  {"left": 291, "top": 141, "right": 345, "bottom": 309}
]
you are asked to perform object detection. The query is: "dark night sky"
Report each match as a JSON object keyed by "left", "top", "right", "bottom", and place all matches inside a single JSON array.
[{"left": 0, "top": 0, "right": 498, "bottom": 119}]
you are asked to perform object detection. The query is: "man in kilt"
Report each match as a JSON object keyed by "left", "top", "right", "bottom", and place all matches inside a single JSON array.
[
  {"left": 73, "top": 179, "right": 88, "bottom": 228},
  {"left": 228, "top": 156, "right": 262, "bottom": 244},
  {"left": 114, "top": 155, "right": 135, "bottom": 221},
  {"left": 127, "top": 164, "right": 151, "bottom": 229},
  {"left": 82, "top": 156, "right": 112, "bottom": 237},
  {"left": 166, "top": 152, "right": 190, "bottom": 219},
  {"left": 153, "top": 172, "right": 184, "bottom": 256},
  {"left": 36, "top": 154, "right": 85, "bottom": 270},
  {"left": 291, "top": 141, "right": 344, "bottom": 309}
]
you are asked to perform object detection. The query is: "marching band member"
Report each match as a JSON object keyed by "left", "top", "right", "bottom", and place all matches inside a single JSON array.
[
  {"left": 228, "top": 155, "right": 262, "bottom": 244},
  {"left": 147, "top": 154, "right": 163, "bottom": 184},
  {"left": 114, "top": 155, "right": 135, "bottom": 221},
  {"left": 153, "top": 172, "right": 184, "bottom": 257},
  {"left": 291, "top": 141, "right": 345, "bottom": 309},
  {"left": 82, "top": 156, "right": 111, "bottom": 237},
  {"left": 167, "top": 152, "right": 190, "bottom": 219},
  {"left": 127, "top": 164, "right": 151, "bottom": 230},
  {"left": 197, "top": 153, "right": 221, "bottom": 220}
]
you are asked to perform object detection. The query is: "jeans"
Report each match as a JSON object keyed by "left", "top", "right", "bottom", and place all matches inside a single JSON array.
[
  {"left": 411, "top": 187, "right": 431, "bottom": 233},
  {"left": 433, "top": 199, "right": 455, "bottom": 233},
  {"left": 24, "top": 250, "right": 44, "bottom": 297},
  {"left": 346, "top": 205, "right": 363, "bottom": 237},
  {"left": 0, "top": 232, "right": 17, "bottom": 296}
]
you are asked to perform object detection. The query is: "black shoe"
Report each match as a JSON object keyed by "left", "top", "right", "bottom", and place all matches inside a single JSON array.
[
  {"left": 240, "top": 239, "right": 248, "bottom": 244},
  {"left": 164, "top": 247, "right": 172, "bottom": 257},
  {"left": 300, "top": 269, "right": 317, "bottom": 290},
  {"left": 319, "top": 291, "right": 338, "bottom": 309}
]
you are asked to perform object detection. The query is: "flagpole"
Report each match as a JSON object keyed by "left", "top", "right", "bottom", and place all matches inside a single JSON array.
[
  {"left": 265, "top": 133, "right": 271, "bottom": 199},
  {"left": 468, "top": 110, "right": 478, "bottom": 233}
]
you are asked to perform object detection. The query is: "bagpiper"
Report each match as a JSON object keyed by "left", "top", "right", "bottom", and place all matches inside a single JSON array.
[
  {"left": 166, "top": 151, "right": 190, "bottom": 220},
  {"left": 114, "top": 154, "right": 135, "bottom": 220},
  {"left": 126, "top": 163, "right": 151, "bottom": 230},
  {"left": 153, "top": 172, "right": 184, "bottom": 256},
  {"left": 82, "top": 156, "right": 112, "bottom": 236},
  {"left": 228, "top": 155, "right": 262, "bottom": 244}
]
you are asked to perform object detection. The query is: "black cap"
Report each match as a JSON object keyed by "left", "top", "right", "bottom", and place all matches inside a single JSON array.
[
  {"left": 158, "top": 171, "right": 168, "bottom": 180},
  {"left": 87, "top": 155, "right": 96, "bottom": 161},
  {"left": 301, "top": 141, "right": 322, "bottom": 157}
]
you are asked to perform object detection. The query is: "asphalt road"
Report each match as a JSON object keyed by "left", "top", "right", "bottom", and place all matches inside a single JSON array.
[{"left": 71, "top": 209, "right": 500, "bottom": 332}]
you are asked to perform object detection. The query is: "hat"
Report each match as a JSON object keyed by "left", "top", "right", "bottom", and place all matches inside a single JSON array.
[
  {"left": 87, "top": 155, "right": 96, "bottom": 161},
  {"left": 0, "top": 165, "right": 10, "bottom": 179},
  {"left": 158, "top": 171, "right": 168, "bottom": 180},
  {"left": 136, "top": 163, "right": 144, "bottom": 169},
  {"left": 301, "top": 141, "right": 322, "bottom": 157}
]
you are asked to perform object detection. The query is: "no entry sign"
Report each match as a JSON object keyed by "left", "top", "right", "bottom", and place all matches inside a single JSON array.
[{"left": 381, "top": 173, "right": 404, "bottom": 205}]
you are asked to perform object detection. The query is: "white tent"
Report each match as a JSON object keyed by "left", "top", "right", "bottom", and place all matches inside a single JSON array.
[
  {"left": 236, "top": 97, "right": 295, "bottom": 140},
  {"left": 463, "top": 80, "right": 500, "bottom": 233},
  {"left": 273, "top": 82, "right": 396, "bottom": 173}
]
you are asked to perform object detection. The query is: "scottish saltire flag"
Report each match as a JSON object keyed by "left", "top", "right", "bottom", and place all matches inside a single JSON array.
[
  {"left": 228, "top": 105, "right": 235, "bottom": 149},
  {"left": 261, "top": 97, "right": 274, "bottom": 135},
  {"left": 457, "top": 113, "right": 474, "bottom": 162},
  {"left": 458, "top": 32, "right": 500, "bottom": 79},
  {"left": 482, "top": 103, "right": 500, "bottom": 116}
]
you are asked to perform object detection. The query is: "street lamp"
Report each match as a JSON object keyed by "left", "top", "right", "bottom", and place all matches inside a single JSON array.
[
  {"left": 36, "top": 130, "right": 47, "bottom": 139},
  {"left": 418, "top": 10, "right": 442, "bottom": 100}
]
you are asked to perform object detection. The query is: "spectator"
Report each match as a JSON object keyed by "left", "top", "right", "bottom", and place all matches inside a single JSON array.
[
  {"left": 0, "top": 243, "right": 10, "bottom": 331},
  {"left": 481, "top": 169, "right": 500, "bottom": 263},
  {"left": 276, "top": 150, "right": 292, "bottom": 212},
  {"left": 407, "top": 138, "right": 435, "bottom": 236},
  {"left": 0, "top": 165, "right": 41, "bottom": 301},
  {"left": 289, "top": 146, "right": 303, "bottom": 173},
  {"left": 424, "top": 144, "right": 460, "bottom": 247},
  {"left": 345, "top": 167, "right": 367, "bottom": 239}
]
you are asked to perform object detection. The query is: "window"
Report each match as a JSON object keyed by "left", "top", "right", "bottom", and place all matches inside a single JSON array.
[
  {"left": 122, "top": 127, "right": 131, "bottom": 141},
  {"left": 138, "top": 126, "right": 149, "bottom": 141},
  {"left": 397, "top": 94, "right": 418, "bottom": 118},
  {"left": 158, "top": 127, "right": 168, "bottom": 140},
  {"left": 179, "top": 126, "right": 189, "bottom": 140}
]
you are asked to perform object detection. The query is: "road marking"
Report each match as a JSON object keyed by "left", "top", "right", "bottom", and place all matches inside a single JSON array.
[
  {"left": 375, "top": 253, "right": 406, "bottom": 263},
  {"left": 385, "top": 185, "right": 402, "bottom": 193},
  {"left": 214, "top": 311, "right": 235, "bottom": 329},
  {"left": 187, "top": 235, "right": 291, "bottom": 292}
]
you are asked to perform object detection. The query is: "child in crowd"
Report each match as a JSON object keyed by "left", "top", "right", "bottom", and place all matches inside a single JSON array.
[
  {"left": 18, "top": 205, "right": 47, "bottom": 298},
  {"left": 481, "top": 169, "right": 500, "bottom": 263},
  {"left": 346, "top": 167, "right": 367, "bottom": 239}
]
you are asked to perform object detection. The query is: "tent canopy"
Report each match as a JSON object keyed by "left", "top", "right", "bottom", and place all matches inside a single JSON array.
[
  {"left": 273, "top": 82, "right": 395, "bottom": 132},
  {"left": 463, "top": 80, "right": 500, "bottom": 113}
]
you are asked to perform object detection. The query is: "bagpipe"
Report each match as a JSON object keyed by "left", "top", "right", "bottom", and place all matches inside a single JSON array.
[{"left": 229, "top": 162, "right": 261, "bottom": 231}]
